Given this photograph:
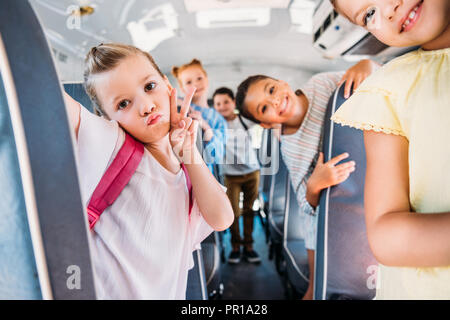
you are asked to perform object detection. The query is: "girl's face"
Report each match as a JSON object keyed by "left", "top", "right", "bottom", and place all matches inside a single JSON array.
[
  {"left": 244, "top": 78, "right": 301, "bottom": 128},
  {"left": 177, "top": 66, "right": 209, "bottom": 101},
  {"left": 213, "top": 94, "right": 236, "bottom": 119},
  {"left": 335, "top": 0, "right": 450, "bottom": 49},
  {"left": 94, "top": 54, "right": 172, "bottom": 144}
]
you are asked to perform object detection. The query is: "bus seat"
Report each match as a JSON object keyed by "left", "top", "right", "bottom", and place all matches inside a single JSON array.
[
  {"left": 314, "top": 83, "right": 377, "bottom": 300},
  {"left": 267, "top": 147, "right": 288, "bottom": 245},
  {"left": 201, "top": 232, "right": 223, "bottom": 299},
  {"left": 0, "top": 77, "right": 41, "bottom": 299},
  {"left": 63, "top": 83, "right": 95, "bottom": 113},
  {"left": 186, "top": 249, "right": 208, "bottom": 300},
  {"left": 0, "top": 0, "right": 96, "bottom": 299},
  {"left": 258, "top": 129, "right": 273, "bottom": 209},
  {"left": 282, "top": 174, "right": 309, "bottom": 298},
  {"left": 267, "top": 142, "right": 289, "bottom": 273}
]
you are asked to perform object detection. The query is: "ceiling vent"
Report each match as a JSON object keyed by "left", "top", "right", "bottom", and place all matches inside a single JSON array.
[
  {"left": 196, "top": 7, "right": 271, "bottom": 28},
  {"left": 289, "top": 0, "right": 315, "bottom": 34},
  {"left": 184, "top": 0, "right": 290, "bottom": 12},
  {"left": 127, "top": 3, "right": 178, "bottom": 51}
]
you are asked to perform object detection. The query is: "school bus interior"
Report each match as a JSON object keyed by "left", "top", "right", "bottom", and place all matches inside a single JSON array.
[{"left": 0, "top": 0, "right": 416, "bottom": 300}]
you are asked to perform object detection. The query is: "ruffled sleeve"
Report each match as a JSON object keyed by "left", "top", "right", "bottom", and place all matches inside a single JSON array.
[
  {"left": 331, "top": 86, "right": 406, "bottom": 137},
  {"left": 330, "top": 70, "right": 407, "bottom": 137}
]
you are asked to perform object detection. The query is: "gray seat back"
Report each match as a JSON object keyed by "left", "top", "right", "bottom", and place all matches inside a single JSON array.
[
  {"left": 0, "top": 76, "right": 41, "bottom": 299},
  {"left": 0, "top": 1, "right": 96, "bottom": 299},
  {"left": 258, "top": 129, "right": 273, "bottom": 200},
  {"left": 283, "top": 175, "right": 307, "bottom": 242},
  {"left": 282, "top": 174, "right": 309, "bottom": 292},
  {"left": 63, "top": 83, "right": 94, "bottom": 113},
  {"left": 268, "top": 139, "right": 288, "bottom": 215},
  {"left": 315, "top": 83, "right": 377, "bottom": 300},
  {"left": 186, "top": 249, "right": 208, "bottom": 300}
]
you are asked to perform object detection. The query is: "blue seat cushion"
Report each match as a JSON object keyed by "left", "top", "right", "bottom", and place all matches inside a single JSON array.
[
  {"left": 283, "top": 240, "right": 309, "bottom": 294},
  {"left": 268, "top": 210, "right": 284, "bottom": 242}
]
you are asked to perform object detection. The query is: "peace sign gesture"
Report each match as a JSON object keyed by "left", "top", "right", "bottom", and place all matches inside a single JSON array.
[
  {"left": 170, "top": 87, "right": 195, "bottom": 129},
  {"left": 169, "top": 87, "right": 199, "bottom": 163}
]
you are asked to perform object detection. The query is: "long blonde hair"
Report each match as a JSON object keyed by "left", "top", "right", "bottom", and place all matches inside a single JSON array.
[{"left": 83, "top": 43, "right": 164, "bottom": 118}]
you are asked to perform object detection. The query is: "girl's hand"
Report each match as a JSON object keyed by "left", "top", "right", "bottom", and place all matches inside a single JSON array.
[
  {"left": 169, "top": 88, "right": 200, "bottom": 163},
  {"left": 189, "top": 107, "right": 215, "bottom": 142},
  {"left": 189, "top": 108, "right": 207, "bottom": 130},
  {"left": 63, "top": 91, "right": 81, "bottom": 138},
  {"left": 307, "top": 152, "right": 356, "bottom": 194},
  {"left": 339, "top": 59, "right": 380, "bottom": 99}
]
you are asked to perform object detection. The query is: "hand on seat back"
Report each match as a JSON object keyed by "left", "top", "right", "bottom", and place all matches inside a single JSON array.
[
  {"left": 338, "top": 59, "right": 380, "bottom": 99},
  {"left": 306, "top": 152, "right": 356, "bottom": 207}
]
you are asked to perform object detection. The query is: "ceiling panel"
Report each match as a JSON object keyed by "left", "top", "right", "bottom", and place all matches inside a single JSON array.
[
  {"left": 29, "top": 0, "right": 352, "bottom": 87},
  {"left": 183, "top": 0, "right": 291, "bottom": 12}
]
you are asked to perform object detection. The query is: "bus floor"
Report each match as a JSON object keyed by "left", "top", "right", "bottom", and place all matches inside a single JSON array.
[{"left": 221, "top": 213, "right": 286, "bottom": 300}]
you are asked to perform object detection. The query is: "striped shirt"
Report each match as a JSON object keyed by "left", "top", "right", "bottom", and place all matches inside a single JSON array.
[
  {"left": 281, "top": 72, "right": 343, "bottom": 217},
  {"left": 191, "top": 103, "right": 228, "bottom": 175}
]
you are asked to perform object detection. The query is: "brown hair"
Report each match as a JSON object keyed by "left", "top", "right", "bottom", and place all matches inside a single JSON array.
[
  {"left": 83, "top": 43, "right": 164, "bottom": 118},
  {"left": 171, "top": 59, "right": 207, "bottom": 87},
  {"left": 236, "top": 75, "right": 304, "bottom": 124},
  {"left": 235, "top": 75, "right": 273, "bottom": 124},
  {"left": 213, "top": 87, "right": 235, "bottom": 102}
]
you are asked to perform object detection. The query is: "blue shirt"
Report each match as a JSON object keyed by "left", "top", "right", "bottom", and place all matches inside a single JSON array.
[{"left": 190, "top": 104, "right": 227, "bottom": 175}]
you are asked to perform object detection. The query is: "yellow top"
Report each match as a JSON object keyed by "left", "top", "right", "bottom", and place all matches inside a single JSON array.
[{"left": 331, "top": 48, "right": 450, "bottom": 300}]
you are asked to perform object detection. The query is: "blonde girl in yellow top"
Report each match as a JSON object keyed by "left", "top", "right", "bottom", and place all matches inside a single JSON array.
[{"left": 329, "top": 0, "right": 450, "bottom": 299}]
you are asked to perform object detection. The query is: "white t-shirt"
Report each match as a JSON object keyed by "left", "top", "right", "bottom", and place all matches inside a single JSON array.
[
  {"left": 76, "top": 106, "right": 213, "bottom": 299},
  {"left": 221, "top": 116, "right": 260, "bottom": 176}
]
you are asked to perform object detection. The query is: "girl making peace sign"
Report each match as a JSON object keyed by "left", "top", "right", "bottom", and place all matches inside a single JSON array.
[{"left": 63, "top": 43, "right": 233, "bottom": 299}]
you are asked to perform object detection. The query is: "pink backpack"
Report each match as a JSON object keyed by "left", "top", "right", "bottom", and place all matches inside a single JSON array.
[{"left": 87, "top": 133, "right": 193, "bottom": 229}]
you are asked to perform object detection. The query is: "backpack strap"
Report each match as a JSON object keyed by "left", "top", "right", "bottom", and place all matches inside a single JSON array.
[
  {"left": 87, "top": 133, "right": 144, "bottom": 229},
  {"left": 237, "top": 114, "right": 249, "bottom": 131},
  {"left": 87, "top": 133, "right": 195, "bottom": 229},
  {"left": 238, "top": 114, "right": 253, "bottom": 142}
]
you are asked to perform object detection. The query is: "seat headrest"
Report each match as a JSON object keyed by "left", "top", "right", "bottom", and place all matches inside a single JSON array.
[{"left": 315, "top": 82, "right": 377, "bottom": 300}]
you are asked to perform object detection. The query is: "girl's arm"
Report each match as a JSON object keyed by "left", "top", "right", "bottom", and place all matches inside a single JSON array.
[
  {"left": 185, "top": 148, "right": 234, "bottom": 231},
  {"left": 364, "top": 131, "right": 450, "bottom": 267},
  {"left": 169, "top": 88, "right": 234, "bottom": 231},
  {"left": 63, "top": 91, "right": 81, "bottom": 138}
]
